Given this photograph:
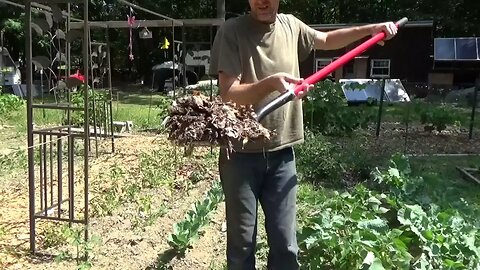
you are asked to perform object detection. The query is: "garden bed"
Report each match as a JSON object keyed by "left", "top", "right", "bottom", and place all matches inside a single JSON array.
[
  {"left": 0, "top": 134, "right": 226, "bottom": 270},
  {"left": 367, "top": 122, "right": 480, "bottom": 155}
]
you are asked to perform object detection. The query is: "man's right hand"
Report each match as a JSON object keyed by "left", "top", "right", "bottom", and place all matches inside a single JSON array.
[
  {"left": 266, "top": 72, "right": 314, "bottom": 99},
  {"left": 219, "top": 71, "right": 312, "bottom": 106},
  {"left": 265, "top": 72, "right": 304, "bottom": 94}
]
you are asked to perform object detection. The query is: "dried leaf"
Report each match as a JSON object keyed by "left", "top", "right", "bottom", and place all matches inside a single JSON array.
[{"left": 166, "top": 94, "right": 271, "bottom": 151}]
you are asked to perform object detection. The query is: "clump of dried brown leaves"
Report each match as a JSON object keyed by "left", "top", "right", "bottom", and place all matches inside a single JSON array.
[{"left": 165, "top": 94, "right": 271, "bottom": 149}]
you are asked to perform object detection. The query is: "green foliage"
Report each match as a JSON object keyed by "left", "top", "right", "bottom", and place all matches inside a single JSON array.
[
  {"left": 167, "top": 181, "right": 224, "bottom": 253},
  {"left": 54, "top": 226, "right": 101, "bottom": 270},
  {"left": 297, "top": 155, "right": 480, "bottom": 269},
  {"left": 0, "top": 91, "right": 24, "bottom": 117},
  {"left": 193, "top": 84, "right": 219, "bottom": 97},
  {"left": 295, "top": 130, "right": 378, "bottom": 186},
  {"left": 68, "top": 86, "right": 109, "bottom": 127},
  {"left": 295, "top": 130, "right": 342, "bottom": 183},
  {"left": 132, "top": 194, "right": 168, "bottom": 229},
  {"left": 91, "top": 165, "right": 125, "bottom": 217},
  {"left": 41, "top": 223, "right": 70, "bottom": 249},
  {"left": 413, "top": 102, "right": 462, "bottom": 132},
  {"left": 303, "top": 80, "right": 375, "bottom": 136},
  {"left": 189, "top": 165, "right": 209, "bottom": 184},
  {"left": 156, "top": 95, "right": 174, "bottom": 127},
  {"left": 140, "top": 149, "right": 177, "bottom": 188},
  {"left": 3, "top": 18, "right": 23, "bottom": 32},
  {"left": 90, "top": 155, "right": 167, "bottom": 228}
]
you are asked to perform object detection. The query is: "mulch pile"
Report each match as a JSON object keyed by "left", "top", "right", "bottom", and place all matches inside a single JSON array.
[{"left": 165, "top": 94, "right": 271, "bottom": 149}]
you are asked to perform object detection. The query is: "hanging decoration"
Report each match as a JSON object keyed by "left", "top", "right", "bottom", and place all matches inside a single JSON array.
[
  {"left": 161, "top": 37, "right": 170, "bottom": 49},
  {"left": 127, "top": 7, "right": 136, "bottom": 61},
  {"left": 139, "top": 27, "right": 152, "bottom": 39}
]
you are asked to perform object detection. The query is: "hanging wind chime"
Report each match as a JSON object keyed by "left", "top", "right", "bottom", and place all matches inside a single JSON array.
[{"left": 127, "top": 7, "right": 136, "bottom": 61}]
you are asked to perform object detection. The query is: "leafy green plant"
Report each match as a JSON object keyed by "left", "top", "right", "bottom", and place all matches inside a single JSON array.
[
  {"left": 0, "top": 91, "right": 24, "bottom": 117},
  {"left": 295, "top": 130, "right": 376, "bottom": 186},
  {"left": 41, "top": 223, "right": 69, "bottom": 249},
  {"left": 297, "top": 155, "right": 480, "bottom": 269},
  {"left": 208, "top": 260, "right": 227, "bottom": 270},
  {"left": 294, "top": 129, "right": 343, "bottom": 184},
  {"left": 156, "top": 95, "right": 174, "bottom": 127},
  {"left": 54, "top": 226, "right": 101, "bottom": 270},
  {"left": 195, "top": 84, "right": 219, "bottom": 97},
  {"left": 413, "top": 103, "right": 462, "bottom": 132},
  {"left": 133, "top": 194, "right": 168, "bottom": 229},
  {"left": 91, "top": 165, "right": 124, "bottom": 217},
  {"left": 140, "top": 149, "right": 177, "bottom": 188},
  {"left": 303, "top": 80, "right": 375, "bottom": 136},
  {"left": 67, "top": 86, "right": 109, "bottom": 127},
  {"left": 188, "top": 164, "right": 209, "bottom": 184},
  {"left": 124, "top": 182, "right": 141, "bottom": 202},
  {"left": 167, "top": 181, "right": 224, "bottom": 253}
]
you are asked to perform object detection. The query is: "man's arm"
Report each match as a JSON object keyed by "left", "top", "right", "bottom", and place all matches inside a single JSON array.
[
  {"left": 314, "top": 22, "right": 398, "bottom": 50},
  {"left": 218, "top": 71, "right": 306, "bottom": 105}
]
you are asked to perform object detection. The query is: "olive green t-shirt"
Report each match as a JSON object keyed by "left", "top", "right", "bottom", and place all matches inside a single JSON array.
[{"left": 209, "top": 13, "right": 316, "bottom": 152}]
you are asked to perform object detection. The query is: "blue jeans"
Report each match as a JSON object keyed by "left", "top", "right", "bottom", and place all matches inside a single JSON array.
[{"left": 219, "top": 147, "right": 299, "bottom": 270}]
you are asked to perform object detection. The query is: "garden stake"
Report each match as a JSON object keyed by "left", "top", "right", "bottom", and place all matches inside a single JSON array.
[
  {"left": 375, "top": 79, "right": 386, "bottom": 138},
  {"left": 469, "top": 78, "right": 480, "bottom": 139},
  {"left": 404, "top": 98, "right": 411, "bottom": 155},
  {"left": 255, "top": 17, "right": 409, "bottom": 121}
]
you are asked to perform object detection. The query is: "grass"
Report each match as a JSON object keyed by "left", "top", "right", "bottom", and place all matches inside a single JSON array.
[
  {"left": 409, "top": 155, "right": 480, "bottom": 219},
  {"left": 0, "top": 90, "right": 172, "bottom": 133}
]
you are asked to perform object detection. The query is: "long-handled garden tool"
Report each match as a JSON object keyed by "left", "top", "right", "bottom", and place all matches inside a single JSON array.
[
  {"left": 255, "top": 17, "right": 409, "bottom": 121},
  {"left": 166, "top": 18, "right": 409, "bottom": 148}
]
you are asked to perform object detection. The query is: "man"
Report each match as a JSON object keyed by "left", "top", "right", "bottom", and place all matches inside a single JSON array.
[{"left": 209, "top": 1, "right": 398, "bottom": 269}]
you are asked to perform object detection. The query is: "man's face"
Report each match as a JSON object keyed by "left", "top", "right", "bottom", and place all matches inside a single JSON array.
[{"left": 248, "top": 0, "right": 279, "bottom": 23}]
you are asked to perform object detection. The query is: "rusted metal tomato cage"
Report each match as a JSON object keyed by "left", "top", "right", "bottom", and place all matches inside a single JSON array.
[{"left": 22, "top": 0, "right": 93, "bottom": 254}]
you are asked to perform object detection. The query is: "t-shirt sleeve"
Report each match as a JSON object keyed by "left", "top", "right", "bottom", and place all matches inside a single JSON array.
[
  {"left": 290, "top": 15, "right": 317, "bottom": 61},
  {"left": 208, "top": 21, "right": 242, "bottom": 79}
]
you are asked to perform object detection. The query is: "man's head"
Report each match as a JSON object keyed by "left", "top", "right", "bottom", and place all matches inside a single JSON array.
[{"left": 248, "top": 0, "right": 279, "bottom": 24}]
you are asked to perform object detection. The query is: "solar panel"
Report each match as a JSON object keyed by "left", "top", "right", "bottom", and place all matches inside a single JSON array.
[
  {"left": 434, "top": 37, "right": 480, "bottom": 61},
  {"left": 339, "top": 79, "right": 410, "bottom": 103},
  {"left": 456, "top": 38, "right": 477, "bottom": 60},
  {"left": 434, "top": 38, "right": 455, "bottom": 60}
]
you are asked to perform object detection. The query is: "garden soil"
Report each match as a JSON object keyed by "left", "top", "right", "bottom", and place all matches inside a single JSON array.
[{"left": 0, "top": 134, "right": 228, "bottom": 270}]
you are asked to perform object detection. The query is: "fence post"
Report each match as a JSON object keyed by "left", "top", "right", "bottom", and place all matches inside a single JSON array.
[
  {"left": 376, "top": 79, "right": 386, "bottom": 138},
  {"left": 469, "top": 76, "right": 480, "bottom": 139}
]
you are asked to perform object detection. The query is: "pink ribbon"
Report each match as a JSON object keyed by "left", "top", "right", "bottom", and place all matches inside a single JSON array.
[{"left": 127, "top": 15, "right": 136, "bottom": 61}]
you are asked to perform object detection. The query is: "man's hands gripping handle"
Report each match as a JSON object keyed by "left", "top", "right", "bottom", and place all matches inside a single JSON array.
[{"left": 255, "top": 17, "right": 408, "bottom": 122}]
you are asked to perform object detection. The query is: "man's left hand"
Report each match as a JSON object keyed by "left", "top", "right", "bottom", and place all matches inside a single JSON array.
[
  {"left": 370, "top": 22, "right": 398, "bottom": 46},
  {"left": 291, "top": 81, "right": 314, "bottom": 100}
]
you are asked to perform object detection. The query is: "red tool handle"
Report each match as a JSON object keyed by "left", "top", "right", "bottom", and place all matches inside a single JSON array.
[
  {"left": 255, "top": 17, "right": 408, "bottom": 121},
  {"left": 293, "top": 17, "right": 408, "bottom": 95}
]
